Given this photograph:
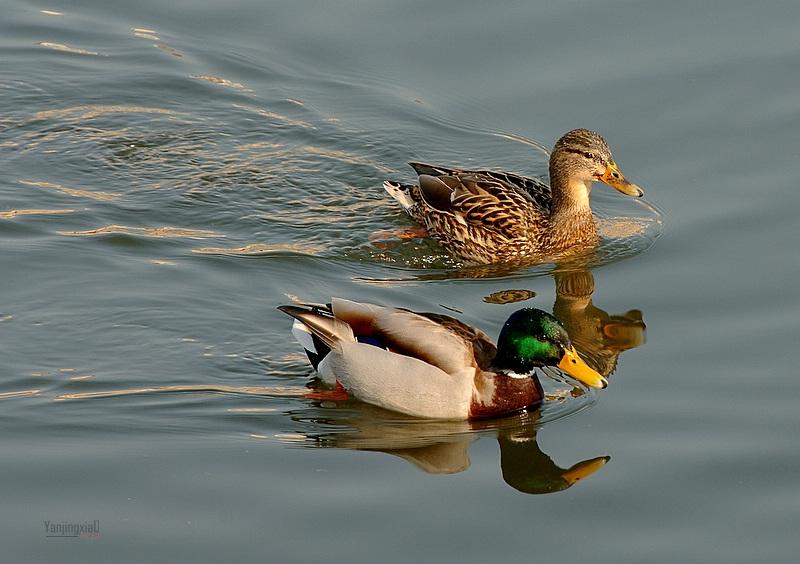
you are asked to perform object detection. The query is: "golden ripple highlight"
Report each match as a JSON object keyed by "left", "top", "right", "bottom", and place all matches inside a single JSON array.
[
  {"left": 60, "top": 225, "right": 219, "bottom": 239},
  {"left": 303, "top": 146, "right": 393, "bottom": 172},
  {"left": 233, "top": 103, "right": 314, "bottom": 129},
  {"left": 31, "top": 104, "right": 176, "bottom": 122},
  {"left": 55, "top": 384, "right": 308, "bottom": 401},
  {"left": 0, "top": 208, "right": 75, "bottom": 219},
  {"left": 155, "top": 44, "right": 183, "bottom": 57},
  {"left": 38, "top": 42, "right": 100, "bottom": 56},
  {"left": 0, "top": 314, "right": 14, "bottom": 322},
  {"left": 40, "top": 10, "right": 63, "bottom": 16},
  {"left": 19, "top": 180, "right": 120, "bottom": 201},
  {"left": 132, "top": 27, "right": 160, "bottom": 40},
  {"left": 274, "top": 433, "right": 309, "bottom": 443},
  {"left": 192, "top": 75, "right": 248, "bottom": 90},
  {"left": 0, "top": 389, "right": 41, "bottom": 400},
  {"left": 599, "top": 217, "right": 654, "bottom": 238},
  {"left": 192, "top": 242, "right": 326, "bottom": 255},
  {"left": 236, "top": 141, "right": 284, "bottom": 151}
]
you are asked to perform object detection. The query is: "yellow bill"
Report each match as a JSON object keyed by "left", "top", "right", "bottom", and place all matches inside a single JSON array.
[
  {"left": 561, "top": 455, "right": 611, "bottom": 486},
  {"left": 558, "top": 346, "right": 608, "bottom": 389},
  {"left": 598, "top": 160, "right": 644, "bottom": 197}
]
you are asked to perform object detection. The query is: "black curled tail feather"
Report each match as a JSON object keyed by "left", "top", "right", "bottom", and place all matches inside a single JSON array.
[{"left": 278, "top": 304, "right": 356, "bottom": 370}]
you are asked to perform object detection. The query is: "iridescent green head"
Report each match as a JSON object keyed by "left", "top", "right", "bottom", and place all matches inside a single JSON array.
[{"left": 494, "top": 308, "right": 607, "bottom": 389}]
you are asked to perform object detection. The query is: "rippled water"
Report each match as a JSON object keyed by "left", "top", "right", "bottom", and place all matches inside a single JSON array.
[{"left": 2, "top": 1, "right": 799, "bottom": 562}]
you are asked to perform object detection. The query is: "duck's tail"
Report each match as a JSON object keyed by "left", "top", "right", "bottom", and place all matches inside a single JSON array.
[
  {"left": 278, "top": 304, "right": 356, "bottom": 370},
  {"left": 383, "top": 180, "right": 416, "bottom": 212}
]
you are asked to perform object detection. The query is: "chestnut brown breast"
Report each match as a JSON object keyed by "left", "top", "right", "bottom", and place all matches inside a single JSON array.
[{"left": 469, "top": 373, "right": 544, "bottom": 419}]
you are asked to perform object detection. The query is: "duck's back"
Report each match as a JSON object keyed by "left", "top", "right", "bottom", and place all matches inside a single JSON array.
[{"left": 408, "top": 162, "right": 552, "bottom": 214}]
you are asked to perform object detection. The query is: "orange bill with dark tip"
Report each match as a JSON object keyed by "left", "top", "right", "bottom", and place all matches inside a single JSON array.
[{"left": 598, "top": 161, "right": 644, "bottom": 197}]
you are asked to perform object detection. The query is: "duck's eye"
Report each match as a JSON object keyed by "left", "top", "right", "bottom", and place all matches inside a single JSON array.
[{"left": 583, "top": 152, "right": 594, "bottom": 160}]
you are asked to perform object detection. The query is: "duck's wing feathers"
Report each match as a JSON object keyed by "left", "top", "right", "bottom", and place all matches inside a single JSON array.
[
  {"left": 331, "top": 298, "right": 493, "bottom": 375},
  {"left": 416, "top": 173, "right": 545, "bottom": 231},
  {"left": 408, "top": 162, "right": 462, "bottom": 177},
  {"left": 480, "top": 170, "right": 551, "bottom": 208},
  {"left": 409, "top": 311, "right": 497, "bottom": 371},
  {"left": 409, "top": 162, "right": 552, "bottom": 212}
]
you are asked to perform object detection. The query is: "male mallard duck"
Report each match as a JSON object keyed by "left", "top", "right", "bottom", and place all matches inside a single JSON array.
[
  {"left": 383, "top": 128, "right": 644, "bottom": 264},
  {"left": 278, "top": 297, "right": 606, "bottom": 420}
]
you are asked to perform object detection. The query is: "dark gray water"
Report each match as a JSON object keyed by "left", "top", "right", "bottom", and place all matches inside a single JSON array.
[{"left": 2, "top": 1, "right": 799, "bottom": 562}]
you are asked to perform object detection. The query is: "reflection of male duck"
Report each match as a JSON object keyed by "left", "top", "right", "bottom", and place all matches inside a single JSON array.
[
  {"left": 290, "top": 409, "right": 608, "bottom": 494},
  {"left": 552, "top": 269, "right": 646, "bottom": 379},
  {"left": 496, "top": 415, "right": 609, "bottom": 495}
]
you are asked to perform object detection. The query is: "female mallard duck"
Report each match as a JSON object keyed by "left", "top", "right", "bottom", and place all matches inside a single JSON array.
[
  {"left": 278, "top": 297, "right": 606, "bottom": 420},
  {"left": 383, "top": 128, "right": 644, "bottom": 264}
]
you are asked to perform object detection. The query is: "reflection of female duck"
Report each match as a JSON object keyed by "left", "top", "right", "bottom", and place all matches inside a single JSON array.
[
  {"left": 384, "top": 129, "right": 643, "bottom": 264},
  {"left": 279, "top": 297, "right": 605, "bottom": 420},
  {"left": 552, "top": 269, "right": 646, "bottom": 379},
  {"left": 289, "top": 409, "right": 608, "bottom": 494}
]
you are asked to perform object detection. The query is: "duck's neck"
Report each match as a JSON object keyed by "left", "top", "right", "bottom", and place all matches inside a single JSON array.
[
  {"left": 549, "top": 163, "right": 592, "bottom": 216},
  {"left": 553, "top": 270, "right": 595, "bottom": 315},
  {"left": 547, "top": 164, "right": 597, "bottom": 247}
]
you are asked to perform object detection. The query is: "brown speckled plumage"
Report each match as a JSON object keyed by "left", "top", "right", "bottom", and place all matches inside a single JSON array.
[{"left": 384, "top": 128, "right": 643, "bottom": 264}]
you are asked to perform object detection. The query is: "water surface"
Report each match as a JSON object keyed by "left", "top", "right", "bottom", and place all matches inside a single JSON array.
[{"left": 2, "top": 1, "right": 799, "bottom": 562}]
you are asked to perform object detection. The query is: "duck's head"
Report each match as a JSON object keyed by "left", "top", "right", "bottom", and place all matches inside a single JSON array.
[
  {"left": 550, "top": 128, "right": 643, "bottom": 199},
  {"left": 494, "top": 308, "right": 607, "bottom": 389}
]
